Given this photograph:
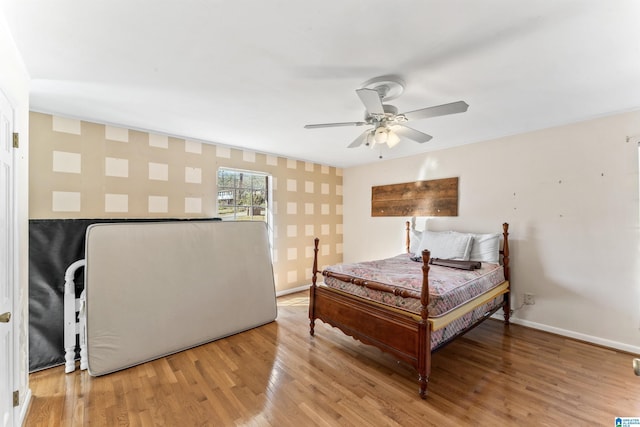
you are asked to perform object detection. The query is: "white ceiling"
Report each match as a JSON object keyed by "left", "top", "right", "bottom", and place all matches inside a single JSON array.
[{"left": 2, "top": 1, "right": 640, "bottom": 168}]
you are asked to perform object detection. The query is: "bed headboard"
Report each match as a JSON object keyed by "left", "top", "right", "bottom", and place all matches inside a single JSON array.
[{"left": 404, "top": 221, "right": 510, "bottom": 280}]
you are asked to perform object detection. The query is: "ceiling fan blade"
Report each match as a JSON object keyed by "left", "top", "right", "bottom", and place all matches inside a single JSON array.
[
  {"left": 347, "top": 129, "right": 371, "bottom": 148},
  {"left": 356, "top": 88, "right": 385, "bottom": 115},
  {"left": 304, "top": 121, "right": 367, "bottom": 129},
  {"left": 392, "top": 125, "right": 433, "bottom": 143},
  {"left": 402, "top": 101, "right": 469, "bottom": 121}
]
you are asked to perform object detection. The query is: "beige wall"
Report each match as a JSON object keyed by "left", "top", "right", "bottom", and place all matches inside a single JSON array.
[
  {"left": 29, "top": 112, "right": 343, "bottom": 292},
  {"left": 344, "top": 110, "right": 640, "bottom": 353}
]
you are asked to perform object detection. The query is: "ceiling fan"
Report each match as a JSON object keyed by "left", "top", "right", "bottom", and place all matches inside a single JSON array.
[{"left": 304, "top": 76, "right": 469, "bottom": 150}]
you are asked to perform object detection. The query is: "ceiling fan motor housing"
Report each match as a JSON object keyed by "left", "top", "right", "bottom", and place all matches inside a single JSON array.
[{"left": 365, "top": 104, "right": 399, "bottom": 121}]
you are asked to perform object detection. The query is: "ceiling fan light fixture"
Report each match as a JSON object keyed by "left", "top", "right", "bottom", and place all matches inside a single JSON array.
[
  {"left": 386, "top": 131, "right": 401, "bottom": 148},
  {"left": 374, "top": 127, "right": 388, "bottom": 145}
]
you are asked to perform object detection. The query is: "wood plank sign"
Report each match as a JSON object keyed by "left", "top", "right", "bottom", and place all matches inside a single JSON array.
[{"left": 371, "top": 177, "right": 458, "bottom": 217}]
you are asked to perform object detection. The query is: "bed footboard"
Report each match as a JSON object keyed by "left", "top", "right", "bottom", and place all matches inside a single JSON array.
[
  {"left": 313, "top": 286, "right": 424, "bottom": 365},
  {"left": 312, "top": 286, "right": 432, "bottom": 397},
  {"left": 310, "top": 238, "right": 432, "bottom": 398}
]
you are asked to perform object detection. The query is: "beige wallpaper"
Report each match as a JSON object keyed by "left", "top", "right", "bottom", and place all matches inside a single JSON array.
[{"left": 29, "top": 112, "right": 343, "bottom": 291}]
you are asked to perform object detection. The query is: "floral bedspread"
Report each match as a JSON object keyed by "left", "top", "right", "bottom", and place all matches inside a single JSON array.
[{"left": 322, "top": 253, "right": 505, "bottom": 317}]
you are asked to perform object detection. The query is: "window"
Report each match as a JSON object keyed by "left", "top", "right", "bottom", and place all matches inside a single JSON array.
[{"left": 217, "top": 168, "right": 269, "bottom": 222}]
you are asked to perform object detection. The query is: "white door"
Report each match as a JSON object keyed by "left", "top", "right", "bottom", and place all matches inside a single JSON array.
[{"left": 0, "top": 90, "right": 15, "bottom": 427}]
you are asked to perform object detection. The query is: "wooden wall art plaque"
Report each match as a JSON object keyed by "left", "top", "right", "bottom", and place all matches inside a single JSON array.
[{"left": 371, "top": 177, "right": 458, "bottom": 217}]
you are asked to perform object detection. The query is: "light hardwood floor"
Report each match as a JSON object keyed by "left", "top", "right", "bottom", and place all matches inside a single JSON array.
[{"left": 25, "top": 292, "right": 640, "bottom": 426}]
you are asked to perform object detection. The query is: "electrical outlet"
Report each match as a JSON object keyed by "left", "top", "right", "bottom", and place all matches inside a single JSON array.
[{"left": 524, "top": 293, "right": 535, "bottom": 305}]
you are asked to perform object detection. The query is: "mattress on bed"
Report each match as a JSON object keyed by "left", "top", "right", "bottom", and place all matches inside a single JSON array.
[{"left": 322, "top": 253, "right": 505, "bottom": 317}]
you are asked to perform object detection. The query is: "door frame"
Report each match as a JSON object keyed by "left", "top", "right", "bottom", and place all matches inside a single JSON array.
[{"left": 0, "top": 87, "right": 17, "bottom": 427}]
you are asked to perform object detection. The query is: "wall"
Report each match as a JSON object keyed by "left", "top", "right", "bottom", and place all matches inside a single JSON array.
[
  {"left": 29, "top": 112, "right": 343, "bottom": 292},
  {"left": 343, "top": 110, "right": 640, "bottom": 353},
  {"left": 0, "top": 9, "right": 31, "bottom": 423}
]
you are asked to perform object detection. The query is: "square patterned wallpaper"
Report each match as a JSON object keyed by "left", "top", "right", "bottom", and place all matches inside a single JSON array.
[{"left": 29, "top": 112, "right": 343, "bottom": 291}]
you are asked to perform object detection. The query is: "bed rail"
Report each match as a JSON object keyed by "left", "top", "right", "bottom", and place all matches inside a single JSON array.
[{"left": 63, "top": 259, "right": 87, "bottom": 374}]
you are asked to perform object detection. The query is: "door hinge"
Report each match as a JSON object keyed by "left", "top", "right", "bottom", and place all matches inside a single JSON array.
[
  {"left": 13, "top": 390, "right": 19, "bottom": 407},
  {"left": 12, "top": 132, "right": 19, "bottom": 149}
]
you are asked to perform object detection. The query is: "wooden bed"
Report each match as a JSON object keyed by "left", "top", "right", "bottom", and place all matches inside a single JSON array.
[{"left": 309, "top": 222, "right": 510, "bottom": 398}]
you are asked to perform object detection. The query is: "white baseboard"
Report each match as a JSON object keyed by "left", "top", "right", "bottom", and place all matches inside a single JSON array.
[
  {"left": 509, "top": 317, "right": 640, "bottom": 356},
  {"left": 276, "top": 284, "right": 310, "bottom": 297}
]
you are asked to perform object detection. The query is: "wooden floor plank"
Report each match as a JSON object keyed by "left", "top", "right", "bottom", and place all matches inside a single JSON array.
[{"left": 25, "top": 291, "right": 640, "bottom": 426}]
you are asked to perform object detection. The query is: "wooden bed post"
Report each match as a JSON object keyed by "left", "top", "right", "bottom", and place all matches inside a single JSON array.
[
  {"left": 502, "top": 223, "right": 511, "bottom": 325},
  {"left": 309, "top": 237, "right": 320, "bottom": 336},
  {"left": 418, "top": 248, "right": 431, "bottom": 399},
  {"left": 405, "top": 221, "right": 411, "bottom": 253}
]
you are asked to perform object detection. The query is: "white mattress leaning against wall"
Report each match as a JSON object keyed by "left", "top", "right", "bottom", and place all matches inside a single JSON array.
[{"left": 77, "top": 220, "right": 277, "bottom": 376}]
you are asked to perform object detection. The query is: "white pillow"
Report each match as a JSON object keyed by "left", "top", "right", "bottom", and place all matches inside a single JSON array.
[
  {"left": 409, "top": 229, "right": 422, "bottom": 255},
  {"left": 469, "top": 233, "right": 501, "bottom": 263},
  {"left": 417, "top": 230, "right": 473, "bottom": 260}
]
